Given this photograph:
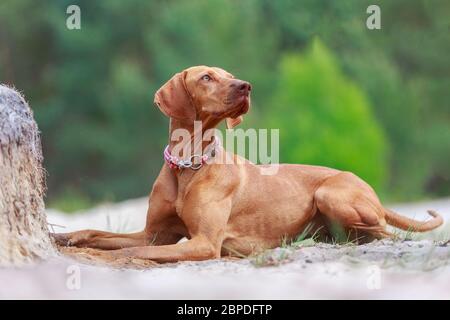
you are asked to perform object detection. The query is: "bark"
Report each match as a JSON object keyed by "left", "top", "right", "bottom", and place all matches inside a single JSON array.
[{"left": 0, "top": 85, "right": 54, "bottom": 266}]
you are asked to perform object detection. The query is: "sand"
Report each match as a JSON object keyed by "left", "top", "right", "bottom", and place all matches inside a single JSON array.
[{"left": 1, "top": 197, "right": 449, "bottom": 299}]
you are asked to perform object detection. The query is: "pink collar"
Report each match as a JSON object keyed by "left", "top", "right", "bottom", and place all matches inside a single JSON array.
[{"left": 164, "top": 138, "right": 221, "bottom": 170}]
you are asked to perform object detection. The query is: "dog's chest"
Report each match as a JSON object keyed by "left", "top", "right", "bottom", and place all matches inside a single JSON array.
[{"left": 174, "top": 198, "right": 183, "bottom": 215}]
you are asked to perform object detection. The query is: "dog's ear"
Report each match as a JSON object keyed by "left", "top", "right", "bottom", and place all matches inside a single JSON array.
[
  {"left": 154, "top": 71, "right": 196, "bottom": 121},
  {"left": 226, "top": 116, "right": 243, "bottom": 129}
]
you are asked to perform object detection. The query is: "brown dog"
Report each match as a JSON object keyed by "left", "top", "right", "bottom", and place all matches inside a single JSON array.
[{"left": 53, "top": 66, "right": 443, "bottom": 262}]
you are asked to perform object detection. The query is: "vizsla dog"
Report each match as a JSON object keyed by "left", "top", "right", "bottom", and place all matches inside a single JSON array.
[{"left": 53, "top": 66, "right": 443, "bottom": 262}]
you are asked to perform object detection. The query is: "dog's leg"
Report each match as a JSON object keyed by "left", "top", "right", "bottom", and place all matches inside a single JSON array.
[
  {"left": 91, "top": 236, "right": 218, "bottom": 263},
  {"left": 87, "top": 192, "right": 233, "bottom": 262},
  {"left": 52, "top": 206, "right": 185, "bottom": 249},
  {"left": 314, "top": 172, "right": 392, "bottom": 242},
  {"left": 53, "top": 167, "right": 184, "bottom": 249},
  {"left": 52, "top": 230, "right": 148, "bottom": 249}
]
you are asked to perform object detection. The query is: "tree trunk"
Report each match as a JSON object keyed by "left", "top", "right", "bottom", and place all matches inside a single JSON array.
[{"left": 0, "top": 85, "right": 54, "bottom": 266}]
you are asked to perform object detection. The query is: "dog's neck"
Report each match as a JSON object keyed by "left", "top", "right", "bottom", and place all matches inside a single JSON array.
[
  {"left": 166, "top": 117, "right": 223, "bottom": 182},
  {"left": 167, "top": 117, "right": 222, "bottom": 155}
]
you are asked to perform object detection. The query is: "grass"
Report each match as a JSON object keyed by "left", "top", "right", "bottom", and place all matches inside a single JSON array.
[
  {"left": 105, "top": 212, "right": 131, "bottom": 233},
  {"left": 252, "top": 248, "right": 293, "bottom": 267},
  {"left": 251, "top": 221, "right": 388, "bottom": 267},
  {"left": 281, "top": 223, "right": 322, "bottom": 249},
  {"left": 252, "top": 223, "right": 322, "bottom": 267},
  {"left": 251, "top": 219, "right": 450, "bottom": 268}
]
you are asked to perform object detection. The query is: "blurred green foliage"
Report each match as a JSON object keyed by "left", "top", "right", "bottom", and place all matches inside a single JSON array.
[
  {"left": 268, "top": 40, "right": 387, "bottom": 190},
  {"left": 0, "top": 0, "right": 448, "bottom": 211}
]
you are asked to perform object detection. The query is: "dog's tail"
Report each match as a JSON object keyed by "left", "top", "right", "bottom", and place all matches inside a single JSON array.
[{"left": 384, "top": 208, "right": 443, "bottom": 232}]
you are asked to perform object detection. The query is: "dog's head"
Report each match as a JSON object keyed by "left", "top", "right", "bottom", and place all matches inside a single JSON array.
[{"left": 154, "top": 66, "right": 251, "bottom": 129}]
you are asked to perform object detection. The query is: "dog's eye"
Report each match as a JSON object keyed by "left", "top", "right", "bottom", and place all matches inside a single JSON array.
[{"left": 201, "top": 75, "right": 212, "bottom": 81}]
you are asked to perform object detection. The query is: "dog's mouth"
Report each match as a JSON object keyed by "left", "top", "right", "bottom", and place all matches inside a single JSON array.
[
  {"left": 227, "top": 96, "right": 250, "bottom": 118},
  {"left": 238, "top": 96, "right": 250, "bottom": 114},
  {"left": 220, "top": 89, "right": 251, "bottom": 119}
]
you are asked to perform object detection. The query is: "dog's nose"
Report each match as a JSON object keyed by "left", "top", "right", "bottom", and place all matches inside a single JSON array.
[
  {"left": 231, "top": 80, "right": 252, "bottom": 95},
  {"left": 238, "top": 82, "right": 252, "bottom": 93}
]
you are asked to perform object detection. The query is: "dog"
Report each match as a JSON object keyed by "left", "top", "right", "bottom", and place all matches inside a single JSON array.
[{"left": 53, "top": 66, "right": 443, "bottom": 262}]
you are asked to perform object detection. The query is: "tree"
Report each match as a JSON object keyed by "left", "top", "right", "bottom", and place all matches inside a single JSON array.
[
  {"left": 0, "top": 85, "right": 54, "bottom": 266},
  {"left": 267, "top": 40, "right": 387, "bottom": 191}
]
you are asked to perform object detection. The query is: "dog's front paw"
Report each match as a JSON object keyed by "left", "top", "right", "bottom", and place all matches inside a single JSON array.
[
  {"left": 51, "top": 233, "right": 72, "bottom": 246},
  {"left": 51, "top": 231, "right": 94, "bottom": 247}
]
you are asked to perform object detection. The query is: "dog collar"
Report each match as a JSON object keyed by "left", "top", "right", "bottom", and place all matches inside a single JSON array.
[{"left": 164, "top": 138, "right": 221, "bottom": 171}]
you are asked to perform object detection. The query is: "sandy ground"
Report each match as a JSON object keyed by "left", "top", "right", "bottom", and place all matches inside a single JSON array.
[{"left": 1, "top": 197, "right": 450, "bottom": 299}]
